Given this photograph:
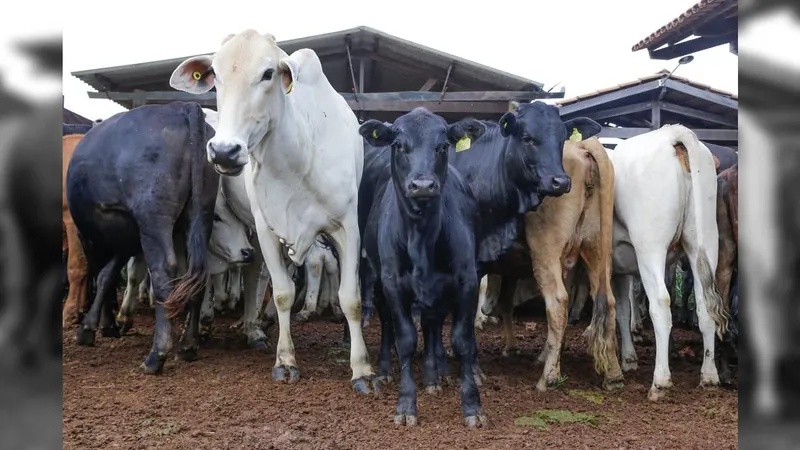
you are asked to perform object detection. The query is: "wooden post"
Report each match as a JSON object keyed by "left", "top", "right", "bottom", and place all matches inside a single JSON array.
[
  {"left": 651, "top": 102, "right": 661, "bottom": 129},
  {"left": 358, "top": 59, "right": 365, "bottom": 94}
]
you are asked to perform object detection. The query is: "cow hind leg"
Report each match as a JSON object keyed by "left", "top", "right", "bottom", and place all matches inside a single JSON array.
[
  {"left": 239, "top": 253, "right": 269, "bottom": 350},
  {"left": 682, "top": 247, "right": 723, "bottom": 388},
  {"left": 198, "top": 280, "right": 215, "bottom": 343},
  {"left": 630, "top": 279, "right": 645, "bottom": 343},
  {"left": 138, "top": 229, "right": 179, "bottom": 374},
  {"left": 329, "top": 222, "right": 377, "bottom": 394},
  {"left": 375, "top": 285, "right": 395, "bottom": 384},
  {"left": 63, "top": 221, "right": 89, "bottom": 328},
  {"left": 118, "top": 255, "right": 146, "bottom": 334},
  {"left": 76, "top": 254, "right": 126, "bottom": 347},
  {"left": 296, "top": 251, "right": 323, "bottom": 323},
  {"left": 613, "top": 274, "right": 638, "bottom": 372},
  {"left": 212, "top": 272, "right": 228, "bottom": 314}
]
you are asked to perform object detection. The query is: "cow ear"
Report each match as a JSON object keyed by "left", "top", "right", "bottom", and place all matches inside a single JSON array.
[
  {"left": 563, "top": 117, "right": 601, "bottom": 141},
  {"left": 278, "top": 56, "right": 299, "bottom": 95},
  {"left": 359, "top": 120, "right": 394, "bottom": 147},
  {"left": 170, "top": 56, "right": 215, "bottom": 94},
  {"left": 499, "top": 112, "right": 518, "bottom": 138},
  {"left": 447, "top": 118, "right": 487, "bottom": 149}
]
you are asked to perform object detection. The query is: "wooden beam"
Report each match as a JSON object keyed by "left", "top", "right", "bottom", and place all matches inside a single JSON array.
[
  {"left": 90, "top": 90, "right": 550, "bottom": 104},
  {"left": 599, "top": 127, "right": 738, "bottom": 141},
  {"left": 647, "top": 32, "right": 738, "bottom": 60},
  {"left": 419, "top": 78, "right": 438, "bottom": 91},
  {"left": 582, "top": 102, "right": 653, "bottom": 121},
  {"left": 651, "top": 102, "right": 661, "bottom": 129},
  {"left": 347, "top": 100, "right": 512, "bottom": 114},
  {"left": 659, "top": 102, "right": 737, "bottom": 127},
  {"left": 663, "top": 79, "right": 738, "bottom": 110},
  {"left": 358, "top": 59, "right": 365, "bottom": 93},
  {"left": 558, "top": 79, "right": 662, "bottom": 116}
]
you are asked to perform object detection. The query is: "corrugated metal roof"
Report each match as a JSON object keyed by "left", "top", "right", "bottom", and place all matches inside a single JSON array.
[
  {"left": 63, "top": 107, "right": 93, "bottom": 125},
  {"left": 632, "top": 0, "right": 737, "bottom": 52},
  {"left": 557, "top": 70, "right": 737, "bottom": 106},
  {"left": 72, "top": 25, "right": 546, "bottom": 109}
]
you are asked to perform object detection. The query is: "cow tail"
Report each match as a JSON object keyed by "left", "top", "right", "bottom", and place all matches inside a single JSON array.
[
  {"left": 163, "top": 103, "right": 210, "bottom": 319},
  {"left": 674, "top": 126, "right": 730, "bottom": 340},
  {"left": 584, "top": 139, "right": 618, "bottom": 377}
]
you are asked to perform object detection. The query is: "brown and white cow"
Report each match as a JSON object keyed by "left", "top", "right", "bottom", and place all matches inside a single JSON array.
[
  {"left": 714, "top": 163, "right": 738, "bottom": 384},
  {"left": 480, "top": 136, "right": 623, "bottom": 391}
]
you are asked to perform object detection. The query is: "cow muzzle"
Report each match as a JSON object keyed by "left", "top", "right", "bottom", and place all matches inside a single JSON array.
[
  {"left": 407, "top": 178, "right": 440, "bottom": 199},
  {"left": 207, "top": 140, "right": 247, "bottom": 176},
  {"left": 539, "top": 174, "right": 571, "bottom": 196}
]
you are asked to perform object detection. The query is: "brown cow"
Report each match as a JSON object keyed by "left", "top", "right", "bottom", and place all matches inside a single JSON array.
[
  {"left": 480, "top": 136, "right": 623, "bottom": 391},
  {"left": 714, "top": 163, "right": 738, "bottom": 384},
  {"left": 62, "top": 133, "right": 91, "bottom": 327}
]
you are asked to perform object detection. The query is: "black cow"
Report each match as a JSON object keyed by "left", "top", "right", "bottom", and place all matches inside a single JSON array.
[
  {"left": 359, "top": 108, "right": 487, "bottom": 428},
  {"left": 66, "top": 101, "right": 218, "bottom": 374},
  {"left": 705, "top": 142, "right": 738, "bottom": 173}
]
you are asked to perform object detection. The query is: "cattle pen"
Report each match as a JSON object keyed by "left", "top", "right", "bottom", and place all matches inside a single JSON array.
[{"left": 63, "top": 12, "right": 739, "bottom": 449}]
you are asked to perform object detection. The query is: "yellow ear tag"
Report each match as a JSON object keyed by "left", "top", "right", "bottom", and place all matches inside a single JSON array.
[
  {"left": 455, "top": 136, "right": 472, "bottom": 152},
  {"left": 569, "top": 127, "right": 582, "bottom": 142},
  {"left": 371, "top": 129, "right": 378, "bottom": 139},
  {"left": 286, "top": 81, "right": 294, "bottom": 94},
  {"left": 192, "top": 71, "right": 202, "bottom": 81}
]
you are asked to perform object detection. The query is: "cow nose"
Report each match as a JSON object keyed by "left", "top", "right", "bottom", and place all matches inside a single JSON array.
[
  {"left": 241, "top": 248, "right": 255, "bottom": 263},
  {"left": 550, "top": 176, "right": 571, "bottom": 194},
  {"left": 408, "top": 178, "right": 439, "bottom": 198},
  {"left": 209, "top": 142, "right": 242, "bottom": 165}
]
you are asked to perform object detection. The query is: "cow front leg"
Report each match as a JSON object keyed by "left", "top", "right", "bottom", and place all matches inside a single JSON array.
[
  {"left": 295, "top": 248, "right": 324, "bottom": 323},
  {"left": 255, "top": 223, "right": 300, "bottom": 384},
  {"left": 329, "top": 221, "right": 377, "bottom": 394},
  {"left": 451, "top": 271, "right": 487, "bottom": 428},
  {"left": 375, "top": 284, "right": 395, "bottom": 384},
  {"left": 240, "top": 234, "right": 269, "bottom": 349},
  {"left": 118, "top": 255, "right": 146, "bottom": 334},
  {"left": 198, "top": 280, "right": 215, "bottom": 343},
  {"left": 76, "top": 255, "right": 126, "bottom": 347}
]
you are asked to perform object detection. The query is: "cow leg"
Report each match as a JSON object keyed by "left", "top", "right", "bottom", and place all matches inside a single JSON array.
[
  {"left": 629, "top": 279, "right": 644, "bottom": 343},
  {"left": 384, "top": 281, "right": 417, "bottom": 426},
  {"left": 680, "top": 249, "right": 722, "bottom": 388},
  {"left": 99, "top": 280, "right": 121, "bottom": 339},
  {"left": 63, "top": 221, "right": 89, "bottom": 327},
  {"left": 450, "top": 271, "right": 486, "bottom": 428},
  {"left": 531, "top": 259, "right": 570, "bottom": 392},
  {"left": 567, "top": 264, "right": 587, "bottom": 326},
  {"left": 679, "top": 262, "right": 695, "bottom": 329},
  {"left": 138, "top": 229, "right": 179, "bottom": 374},
  {"left": 212, "top": 272, "right": 228, "bottom": 314},
  {"left": 227, "top": 267, "right": 242, "bottom": 311},
  {"left": 613, "top": 274, "right": 638, "bottom": 372},
  {"left": 296, "top": 249, "right": 323, "bottom": 323},
  {"left": 475, "top": 276, "right": 498, "bottom": 330},
  {"left": 118, "top": 255, "right": 146, "bottom": 334},
  {"left": 76, "top": 255, "right": 126, "bottom": 346},
  {"left": 324, "top": 255, "right": 342, "bottom": 320},
  {"left": 495, "top": 279, "right": 519, "bottom": 358},
  {"left": 239, "top": 240, "right": 269, "bottom": 349},
  {"left": 328, "top": 221, "right": 377, "bottom": 393},
  {"left": 359, "top": 255, "right": 375, "bottom": 328},
  {"left": 580, "top": 247, "right": 624, "bottom": 391},
  {"left": 375, "top": 284, "right": 395, "bottom": 384},
  {"left": 422, "top": 312, "right": 443, "bottom": 394},
  {"left": 198, "top": 278, "right": 215, "bottom": 343}
]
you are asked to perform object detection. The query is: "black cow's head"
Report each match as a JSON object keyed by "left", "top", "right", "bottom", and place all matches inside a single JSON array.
[
  {"left": 360, "top": 108, "right": 486, "bottom": 211},
  {"left": 499, "top": 101, "right": 601, "bottom": 198}
]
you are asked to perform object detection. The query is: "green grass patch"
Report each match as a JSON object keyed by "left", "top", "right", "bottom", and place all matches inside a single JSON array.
[
  {"left": 514, "top": 409, "right": 599, "bottom": 431},
  {"left": 567, "top": 389, "right": 605, "bottom": 405}
]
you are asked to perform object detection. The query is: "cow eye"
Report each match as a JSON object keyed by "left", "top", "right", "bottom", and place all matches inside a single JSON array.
[
  {"left": 522, "top": 134, "right": 536, "bottom": 145},
  {"left": 392, "top": 141, "right": 405, "bottom": 152},
  {"left": 262, "top": 68, "right": 274, "bottom": 82},
  {"left": 437, "top": 143, "right": 450, "bottom": 152},
  {"left": 213, "top": 214, "right": 223, "bottom": 222}
]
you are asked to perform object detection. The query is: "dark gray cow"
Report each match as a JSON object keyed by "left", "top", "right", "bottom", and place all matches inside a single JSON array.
[{"left": 66, "top": 101, "right": 218, "bottom": 374}]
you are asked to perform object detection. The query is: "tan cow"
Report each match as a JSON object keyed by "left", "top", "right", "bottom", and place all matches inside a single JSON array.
[
  {"left": 62, "top": 133, "right": 90, "bottom": 327},
  {"left": 480, "top": 136, "right": 623, "bottom": 391},
  {"left": 714, "top": 163, "right": 738, "bottom": 384}
]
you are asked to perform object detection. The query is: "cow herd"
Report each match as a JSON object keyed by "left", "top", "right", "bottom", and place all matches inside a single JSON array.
[{"left": 62, "top": 29, "right": 741, "bottom": 427}]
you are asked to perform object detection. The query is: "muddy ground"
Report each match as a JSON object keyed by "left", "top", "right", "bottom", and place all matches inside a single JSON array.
[{"left": 63, "top": 305, "right": 738, "bottom": 450}]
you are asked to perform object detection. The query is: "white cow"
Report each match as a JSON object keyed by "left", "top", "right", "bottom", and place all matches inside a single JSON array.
[
  {"left": 739, "top": 109, "right": 780, "bottom": 417},
  {"left": 117, "top": 184, "right": 255, "bottom": 330},
  {"left": 294, "top": 238, "right": 342, "bottom": 322},
  {"left": 610, "top": 124, "right": 729, "bottom": 401},
  {"left": 170, "top": 30, "right": 375, "bottom": 391}
]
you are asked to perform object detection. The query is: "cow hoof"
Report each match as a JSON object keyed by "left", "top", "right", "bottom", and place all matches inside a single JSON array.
[
  {"left": 272, "top": 365, "right": 301, "bottom": 384},
  {"left": 473, "top": 366, "right": 487, "bottom": 386},
  {"left": 377, "top": 375, "right": 393, "bottom": 385},
  {"left": 603, "top": 377, "right": 625, "bottom": 391},
  {"left": 247, "top": 338, "right": 269, "bottom": 351},
  {"left": 76, "top": 328, "right": 96, "bottom": 346},
  {"left": 465, "top": 413, "right": 489, "bottom": 429},
  {"left": 425, "top": 384, "right": 443, "bottom": 395},
  {"left": 140, "top": 352, "right": 166, "bottom": 375},
  {"left": 632, "top": 334, "right": 643, "bottom": 344},
  {"left": 352, "top": 375, "right": 380, "bottom": 395},
  {"left": 621, "top": 359, "right": 638, "bottom": 372},
  {"left": 101, "top": 326, "right": 121, "bottom": 339},
  {"left": 568, "top": 317, "right": 580, "bottom": 326},
  {"left": 294, "top": 312, "right": 312, "bottom": 323},
  {"left": 446, "top": 347, "right": 455, "bottom": 358},
  {"left": 502, "top": 346, "right": 520, "bottom": 357},
  {"left": 177, "top": 346, "right": 198, "bottom": 362},
  {"left": 198, "top": 333, "right": 211, "bottom": 345},
  {"left": 699, "top": 377, "right": 720, "bottom": 389},
  {"left": 118, "top": 318, "right": 134, "bottom": 335},
  {"left": 394, "top": 414, "right": 417, "bottom": 427},
  {"left": 442, "top": 375, "right": 454, "bottom": 386}
]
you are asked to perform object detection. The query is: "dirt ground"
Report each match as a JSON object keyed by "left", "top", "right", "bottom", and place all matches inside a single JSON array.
[{"left": 63, "top": 305, "right": 738, "bottom": 450}]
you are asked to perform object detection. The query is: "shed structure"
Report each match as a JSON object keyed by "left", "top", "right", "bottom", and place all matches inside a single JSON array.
[
  {"left": 632, "top": 0, "right": 739, "bottom": 60},
  {"left": 71, "top": 26, "right": 562, "bottom": 123},
  {"left": 556, "top": 70, "right": 738, "bottom": 149}
]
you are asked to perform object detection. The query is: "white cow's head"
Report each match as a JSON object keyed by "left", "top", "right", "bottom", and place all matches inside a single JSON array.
[
  {"left": 170, "top": 30, "right": 296, "bottom": 176},
  {"left": 210, "top": 187, "right": 254, "bottom": 265}
]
